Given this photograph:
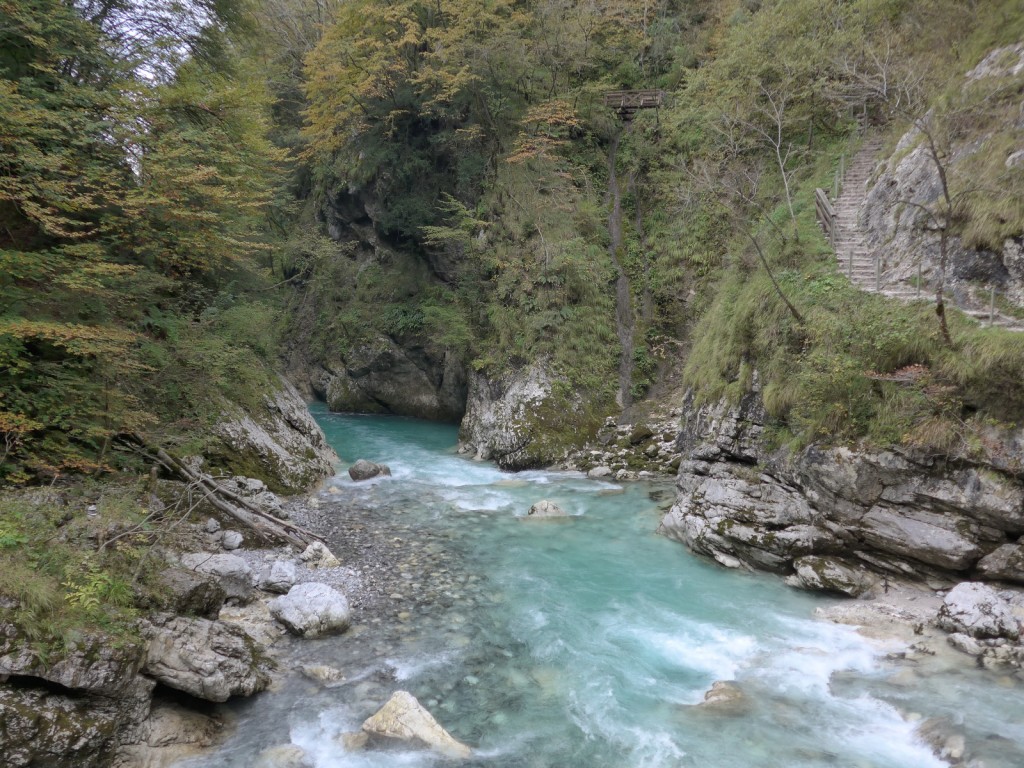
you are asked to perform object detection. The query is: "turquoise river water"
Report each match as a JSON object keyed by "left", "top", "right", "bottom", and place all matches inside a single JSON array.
[{"left": 179, "top": 407, "right": 1024, "bottom": 768}]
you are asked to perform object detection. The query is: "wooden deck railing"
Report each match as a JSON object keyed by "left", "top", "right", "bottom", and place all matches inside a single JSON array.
[
  {"left": 814, "top": 187, "right": 836, "bottom": 248},
  {"left": 603, "top": 89, "right": 666, "bottom": 117}
]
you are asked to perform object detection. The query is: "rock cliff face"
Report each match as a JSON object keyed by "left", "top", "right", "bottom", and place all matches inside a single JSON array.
[
  {"left": 458, "top": 364, "right": 601, "bottom": 470},
  {"left": 661, "top": 382, "right": 1024, "bottom": 591},
  {"left": 212, "top": 374, "right": 338, "bottom": 493},
  {"left": 860, "top": 43, "right": 1024, "bottom": 307},
  {"left": 287, "top": 192, "right": 468, "bottom": 423}
]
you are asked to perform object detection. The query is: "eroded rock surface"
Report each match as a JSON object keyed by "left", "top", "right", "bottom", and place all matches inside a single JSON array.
[
  {"left": 213, "top": 375, "right": 338, "bottom": 493},
  {"left": 179, "top": 553, "right": 254, "bottom": 604},
  {"left": 269, "top": 583, "right": 351, "bottom": 637},
  {"left": 141, "top": 614, "right": 272, "bottom": 702},
  {"left": 361, "top": 690, "right": 472, "bottom": 758},
  {"left": 661, "top": 382, "right": 1024, "bottom": 590},
  {"left": 937, "top": 582, "right": 1020, "bottom": 640}
]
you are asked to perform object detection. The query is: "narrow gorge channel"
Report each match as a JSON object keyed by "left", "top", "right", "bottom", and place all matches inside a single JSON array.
[{"left": 178, "top": 408, "right": 1024, "bottom": 768}]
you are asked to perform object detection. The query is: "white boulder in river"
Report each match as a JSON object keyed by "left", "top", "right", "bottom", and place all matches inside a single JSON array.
[
  {"left": 361, "top": 690, "right": 472, "bottom": 758},
  {"left": 269, "top": 582, "right": 350, "bottom": 637},
  {"left": 348, "top": 459, "right": 392, "bottom": 481},
  {"left": 526, "top": 500, "right": 569, "bottom": 518},
  {"left": 937, "top": 582, "right": 1020, "bottom": 640}
]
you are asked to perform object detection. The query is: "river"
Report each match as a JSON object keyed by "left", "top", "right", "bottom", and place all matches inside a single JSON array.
[{"left": 178, "top": 406, "right": 1024, "bottom": 768}]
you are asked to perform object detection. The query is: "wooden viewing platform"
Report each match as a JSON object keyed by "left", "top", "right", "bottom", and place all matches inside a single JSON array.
[{"left": 604, "top": 89, "right": 666, "bottom": 119}]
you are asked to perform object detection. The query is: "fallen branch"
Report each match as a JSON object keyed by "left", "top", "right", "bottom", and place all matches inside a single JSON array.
[{"left": 123, "top": 435, "right": 325, "bottom": 550}]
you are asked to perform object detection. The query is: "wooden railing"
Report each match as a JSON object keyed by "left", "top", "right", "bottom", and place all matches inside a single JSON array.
[
  {"left": 814, "top": 187, "right": 836, "bottom": 248},
  {"left": 604, "top": 89, "right": 666, "bottom": 117}
]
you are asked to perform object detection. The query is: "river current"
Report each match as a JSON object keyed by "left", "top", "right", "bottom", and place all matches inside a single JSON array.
[{"left": 179, "top": 407, "right": 1024, "bottom": 768}]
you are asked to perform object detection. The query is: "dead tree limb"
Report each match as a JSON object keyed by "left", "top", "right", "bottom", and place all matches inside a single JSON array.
[{"left": 124, "top": 435, "right": 326, "bottom": 550}]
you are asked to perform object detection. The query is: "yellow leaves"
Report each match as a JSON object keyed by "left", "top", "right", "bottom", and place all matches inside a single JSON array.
[
  {"left": 0, "top": 319, "right": 138, "bottom": 357},
  {"left": 508, "top": 100, "right": 582, "bottom": 164}
]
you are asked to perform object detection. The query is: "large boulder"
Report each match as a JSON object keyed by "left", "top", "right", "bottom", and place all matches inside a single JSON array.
[
  {"left": 257, "top": 560, "right": 297, "bottom": 594},
  {"left": 458, "top": 364, "right": 597, "bottom": 470},
  {"left": 150, "top": 567, "right": 227, "bottom": 618},
  {"left": 179, "top": 553, "right": 254, "bottom": 603},
  {"left": 269, "top": 583, "right": 351, "bottom": 637},
  {"left": 976, "top": 543, "right": 1024, "bottom": 584},
  {"left": 526, "top": 500, "right": 569, "bottom": 518},
  {"left": 140, "top": 614, "right": 272, "bottom": 702},
  {"left": 361, "top": 691, "right": 472, "bottom": 758},
  {"left": 936, "top": 582, "right": 1020, "bottom": 640},
  {"left": 786, "top": 556, "right": 875, "bottom": 598},
  {"left": 348, "top": 459, "right": 391, "bottom": 482}
]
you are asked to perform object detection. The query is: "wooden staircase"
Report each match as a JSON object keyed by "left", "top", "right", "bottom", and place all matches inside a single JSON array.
[{"left": 822, "top": 140, "right": 1024, "bottom": 332}]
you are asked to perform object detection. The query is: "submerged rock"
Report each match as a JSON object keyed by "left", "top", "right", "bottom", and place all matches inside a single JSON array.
[
  {"left": 694, "top": 680, "right": 749, "bottom": 715},
  {"left": 526, "top": 500, "right": 568, "bottom": 518},
  {"left": 254, "top": 744, "right": 313, "bottom": 768},
  {"left": 348, "top": 459, "right": 391, "bottom": 481},
  {"left": 787, "top": 556, "right": 875, "bottom": 598},
  {"left": 269, "top": 583, "right": 351, "bottom": 637},
  {"left": 361, "top": 690, "right": 472, "bottom": 758},
  {"left": 140, "top": 614, "right": 272, "bottom": 702},
  {"left": 299, "top": 663, "right": 346, "bottom": 686},
  {"left": 937, "top": 582, "right": 1019, "bottom": 640}
]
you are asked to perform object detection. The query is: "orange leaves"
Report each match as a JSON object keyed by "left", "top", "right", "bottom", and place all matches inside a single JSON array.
[{"left": 508, "top": 100, "right": 582, "bottom": 164}]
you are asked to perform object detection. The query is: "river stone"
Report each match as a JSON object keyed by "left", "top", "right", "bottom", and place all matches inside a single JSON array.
[
  {"left": 179, "top": 553, "right": 254, "bottom": 603},
  {"left": 221, "top": 530, "right": 243, "bottom": 550},
  {"left": 976, "top": 543, "right": 1024, "bottom": 584},
  {"left": 361, "top": 690, "right": 472, "bottom": 758},
  {"left": 787, "top": 556, "right": 875, "bottom": 598},
  {"left": 694, "top": 680, "right": 749, "bottom": 715},
  {"left": 526, "top": 500, "right": 568, "bottom": 518},
  {"left": 349, "top": 459, "right": 392, "bottom": 481},
  {"left": 936, "top": 582, "right": 1020, "bottom": 640},
  {"left": 587, "top": 466, "right": 612, "bottom": 479},
  {"left": 205, "top": 518, "right": 221, "bottom": 533},
  {"left": 140, "top": 614, "right": 272, "bottom": 702},
  {"left": 269, "top": 583, "right": 351, "bottom": 637},
  {"left": 299, "top": 663, "right": 346, "bottom": 686},
  {"left": 254, "top": 744, "right": 313, "bottom": 768},
  {"left": 257, "top": 560, "right": 297, "bottom": 594},
  {"left": 299, "top": 540, "right": 341, "bottom": 568}
]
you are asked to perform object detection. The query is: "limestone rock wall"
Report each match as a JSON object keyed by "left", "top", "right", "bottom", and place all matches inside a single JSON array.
[
  {"left": 213, "top": 374, "right": 338, "bottom": 493},
  {"left": 661, "top": 383, "right": 1024, "bottom": 590},
  {"left": 860, "top": 43, "right": 1024, "bottom": 307}
]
